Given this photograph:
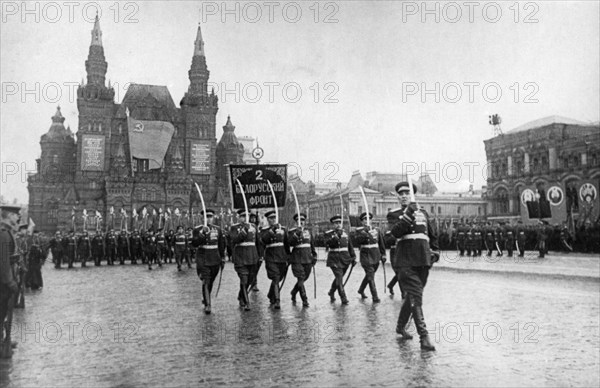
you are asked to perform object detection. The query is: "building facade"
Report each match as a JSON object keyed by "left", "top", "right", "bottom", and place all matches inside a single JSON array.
[
  {"left": 484, "top": 116, "right": 600, "bottom": 224},
  {"left": 27, "top": 19, "right": 246, "bottom": 233}
]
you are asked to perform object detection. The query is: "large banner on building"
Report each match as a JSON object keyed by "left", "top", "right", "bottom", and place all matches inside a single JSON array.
[
  {"left": 229, "top": 164, "right": 287, "bottom": 209},
  {"left": 189, "top": 140, "right": 211, "bottom": 174},
  {"left": 578, "top": 180, "right": 599, "bottom": 225},
  {"left": 127, "top": 116, "right": 174, "bottom": 170},
  {"left": 81, "top": 134, "right": 105, "bottom": 171},
  {"left": 520, "top": 183, "right": 564, "bottom": 224}
]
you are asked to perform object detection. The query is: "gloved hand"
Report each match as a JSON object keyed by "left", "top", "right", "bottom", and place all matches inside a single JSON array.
[
  {"left": 381, "top": 256, "right": 387, "bottom": 264},
  {"left": 220, "top": 260, "right": 225, "bottom": 269},
  {"left": 201, "top": 226, "right": 210, "bottom": 234},
  {"left": 312, "top": 258, "right": 317, "bottom": 266},
  {"left": 405, "top": 202, "right": 418, "bottom": 218},
  {"left": 431, "top": 251, "right": 440, "bottom": 263},
  {"left": 351, "top": 260, "right": 357, "bottom": 266}
]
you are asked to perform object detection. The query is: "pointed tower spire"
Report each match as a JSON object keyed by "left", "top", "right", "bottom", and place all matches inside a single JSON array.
[
  {"left": 52, "top": 106, "right": 65, "bottom": 124},
  {"left": 91, "top": 13, "right": 102, "bottom": 46},
  {"left": 193, "top": 23, "right": 205, "bottom": 57}
]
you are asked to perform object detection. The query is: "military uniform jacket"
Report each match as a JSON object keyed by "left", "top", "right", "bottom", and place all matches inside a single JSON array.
[
  {"left": 504, "top": 226, "right": 515, "bottom": 242},
  {"left": 77, "top": 236, "right": 91, "bottom": 254},
  {"left": 456, "top": 225, "right": 467, "bottom": 242},
  {"left": 516, "top": 226, "right": 527, "bottom": 243},
  {"left": 130, "top": 234, "right": 142, "bottom": 250},
  {"left": 260, "top": 226, "right": 290, "bottom": 263},
  {"left": 325, "top": 229, "right": 355, "bottom": 267},
  {"left": 173, "top": 233, "right": 187, "bottom": 252},
  {"left": 0, "top": 222, "right": 17, "bottom": 287},
  {"left": 495, "top": 227, "right": 504, "bottom": 242},
  {"left": 229, "top": 223, "right": 260, "bottom": 266},
  {"left": 387, "top": 206, "right": 439, "bottom": 267},
  {"left": 287, "top": 227, "right": 316, "bottom": 264},
  {"left": 91, "top": 235, "right": 104, "bottom": 253},
  {"left": 192, "top": 225, "right": 225, "bottom": 266},
  {"left": 484, "top": 227, "right": 495, "bottom": 244},
  {"left": 354, "top": 226, "right": 386, "bottom": 266},
  {"left": 49, "top": 237, "right": 64, "bottom": 253},
  {"left": 142, "top": 235, "right": 155, "bottom": 252}
]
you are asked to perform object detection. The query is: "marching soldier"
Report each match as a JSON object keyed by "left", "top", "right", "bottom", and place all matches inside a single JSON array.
[
  {"left": 50, "top": 231, "right": 64, "bottom": 269},
  {"left": 105, "top": 230, "right": 117, "bottom": 266},
  {"left": 355, "top": 212, "right": 386, "bottom": 303},
  {"left": 117, "top": 230, "right": 130, "bottom": 265},
  {"left": 156, "top": 229, "right": 167, "bottom": 266},
  {"left": 91, "top": 232, "right": 104, "bottom": 266},
  {"left": 173, "top": 226, "right": 187, "bottom": 271},
  {"left": 192, "top": 209, "right": 226, "bottom": 314},
  {"left": 536, "top": 221, "right": 549, "bottom": 258},
  {"left": 260, "top": 210, "right": 291, "bottom": 309},
  {"left": 145, "top": 231, "right": 160, "bottom": 269},
  {"left": 14, "top": 225, "right": 28, "bottom": 308},
  {"left": 130, "top": 230, "right": 142, "bottom": 264},
  {"left": 287, "top": 213, "right": 317, "bottom": 308},
  {"left": 64, "top": 230, "right": 77, "bottom": 269},
  {"left": 229, "top": 209, "right": 261, "bottom": 311},
  {"left": 1, "top": 205, "right": 21, "bottom": 357},
  {"left": 387, "top": 181, "right": 439, "bottom": 351},
  {"left": 166, "top": 229, "right": 175, "bottom": 264},
  {"left": 516, "top": 221, "right": 527, "bottom": 257},
  {"left": 560, "top": 223, "right": 573, "bottom": 252},
  {"left": 77, "top": 231, "right": 91, "bottom": 267},
  {"left": 324, "top": 214, "right": 356, "bottom": 305},
  {"left": 248, "top": 212, "right": 262, "bottom": 292}
]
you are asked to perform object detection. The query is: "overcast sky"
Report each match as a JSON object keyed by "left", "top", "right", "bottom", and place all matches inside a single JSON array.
[{"left": 1, "top": 1, "right": 599, "bottom": 203}]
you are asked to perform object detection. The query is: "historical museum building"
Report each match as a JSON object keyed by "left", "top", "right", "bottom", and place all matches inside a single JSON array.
[
  {"left": 484, "top": 116, "right": 600, "bottom": 224},
  {"left": 27, "top": 18, "right": 246, "bottom": 233}
]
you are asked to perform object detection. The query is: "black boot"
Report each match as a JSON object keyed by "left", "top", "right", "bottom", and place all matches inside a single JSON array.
[
  {"left": 412, "top": 305, "right": 435, "bottom": 351},
  {"left": 299, "top": 283, "right": 309, "bottom": 307},
  {"left": 241, "top": 284, "right": 250, "bottom": 311},
  {"left": 369, "top": 280, "right": 380, "bottom": 303},
  {"left": 273, "top": 281, "right": 281, "bottom": 309},
  {"left": 338, "top": 282, "right": 349, "bottom": 305},
  {"left": 328, "top": 288, "right": 336, "bottom": 302},
  {"left": 291, "top": 284, "right": 298, "bottom": 303},
  {"left": 395, "top": 299, "right": 413, "bottom": 339},
  {"left": 203, "top": 283, "right": 211, "bottom": 314},
  {"left": 358, "top": 277, "right": 368, "bottom": 299}
]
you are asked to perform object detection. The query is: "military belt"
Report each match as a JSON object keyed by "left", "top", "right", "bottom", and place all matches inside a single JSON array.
[
  {"left": 361, "top": 244, "right": 379, "bottom": 249},
  {"left": 294, "top": 243, "right": 311, "bottom": 249},
  {"left": 238, "top": 242, "right": 255, "bottom": 247},
  {"left": 266, "top": 242, "right": 284, "bottom": 248},
  {"left": 397, "top": 234, "right": 429, "bottom": 242},
  {"left": 175, "top": 242, "right": 186, "bottom": 245},
  {"left": 201, "top": 245, "right": 218, "bottom": 249},
  {"left": 330, "top": 248, "right": 348, "bottom": 252}
]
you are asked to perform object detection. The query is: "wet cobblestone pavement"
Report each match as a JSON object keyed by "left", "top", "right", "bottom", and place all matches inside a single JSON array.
[{"left": 1, "top": 250, "right": 599, "bottom": 387}]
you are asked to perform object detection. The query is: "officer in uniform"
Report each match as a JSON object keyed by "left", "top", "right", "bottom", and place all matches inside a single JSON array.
[
  {"left": 1, "top": 205, "right": 21, "bottom": 357},
  {"left": 260, "top": 210, "right": 291, "bottom": 309},
  {"left": 77, "top": 231, "right": 91, "bottom": 267},
  {"left": 91, "top": 231, "right": 104, "bottom": 266},
  {"left": 145, "top": 231, "right": 160, "bottom": 270},
  {"left": 174, "top": 226, "right": 187, "bottom": 271},
  {"left": 155, "top": 229, "right": 167, "bottom": 266},
  {"left": 191, "top": 209, "right": 226, "bottom": 314},
  {"left": 166, "top": 229, "right": 175, "bottom": 264},
  {"left": 456, "top": 223, "right": 466, "bottom": 256},
  {"left": 324, "top": 214, "right": 356, "bottom": 305},
  {"left": 14, "top": 224, "right": 28, "bottom": 308},
  {"left": 536, "top": 221, "right": 549, "bottom": 258},
  {"left": 229, "top": 209, "right": 261, "bottom": 310},
  {"left": 560, "top": 223, "right": 573, "bottom": 252},
  {"left": 50, "top": 231, "right": 64, "bottom": 268},
  {"left": 105, "top": 229, "right": 117, "bottom": 266},
  {"left": 355, "top": 212, "right": 386, "bottom": 303},
  {"left": 184, "top": 227, "right": 194, "bottom": 269},
  {"left": 465, "top": 224, "right": 474, "bottom": 256},
  {"left": 387, "top": 181, "right": 438, "bottom": 351},
  {"left": 504, "top": 223, "right": 515, "bottom": 257},
  {"left": 248, "top": 212, "right": 262, "bottom": 292},
  {"left": 288, "top": 213, "right": 318, "bottom": 308},
  {"left": 515, "top": 221, "right": 527, "bottom": 257},
  {"left": 495, "top": 222, "right": 505, "bottom": 256},
  {"left": 473, "top": 223, "right": 483, "bottom": 256},
  {"left": 65, "top": 230, "right": 77, "bottom": 269}
]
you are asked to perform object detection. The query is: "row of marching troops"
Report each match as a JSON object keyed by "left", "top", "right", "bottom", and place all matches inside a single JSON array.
[{"left": 48, "top": 227, "right": 198, "bottom": 270}]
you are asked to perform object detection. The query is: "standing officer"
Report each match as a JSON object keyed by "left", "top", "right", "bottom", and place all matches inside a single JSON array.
[
  {"left": 355, "top": 212, "right": 386, "bottom": 303},
  {"left": 1, "top": 205, "right": 21, "bottom": 357},
  {"left": 117, "top": 230, "right": 130, "bottom": 265},
  {"left": 77, "top": 231, "right": 91, "bottom": 267},
  {"left": 229, "top": 210, "right": 261, "bottom": 311},
  {"left": 260, "top": 210, "right": 291, "bottom": 309},
  {"left": 504, "top": 223, "right": 515, "bottom": 257},
  {"left": 130, "top": 230, "right": 142, "bottom": 264},
  {"left": 248, "top": 212, "right": 262, "bottom": 292},
  {"left": 50, "top": 231, "right": 64, "bottom": 269},
  {"left": 473, "top": 222, "right": 483, "bottom": 256},
  {"left": 465, "top": 223, "right": 474, "bottom": 256},
  {"left": 387, "top": 181, "right": 439, "bottom": 351},
  {"left": 536, "top": 221, "right": 549, "bottom": 258},
  {"left": 288, "top": 213, "right": 317, "bottom": 308},
  {"left": 515, "top": 221, "right": 527, "bottom": 257},
  {"left": 155, "top": 229, "right": 167, "bottom": 266},
  {"left": 184, "top": 227, "right": 195, "bottom": 269},
  {"left": 325, "top": 214, "right": 356, "bottom": 305},
  {"left": 484, "top": 222, "right": 495, "bottom": 257},
  {"left": 456, "top": 222, "right": 466, "bottom": 256},
  {"left": 191, "top": 209, "right": 226, "bottom": 314},
  {"left": 495, "top": 222, "right": 505, "bottom": 257}
]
